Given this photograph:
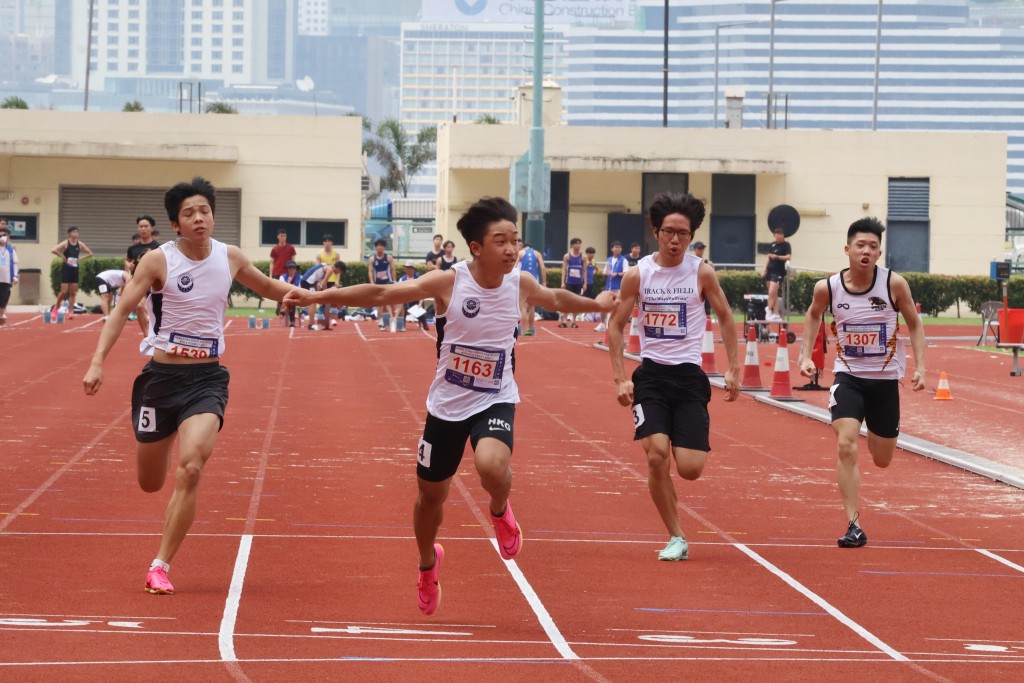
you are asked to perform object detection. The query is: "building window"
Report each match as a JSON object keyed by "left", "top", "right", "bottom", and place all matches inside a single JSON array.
[
  {"left": 261, "top": 219, "right": 348, "bottom": 247},
  {"left": 233, "top": 11, "right": 243, "bottom": 20},
  {"left": 191, "top": 64, "right": 202, "bottom": 72},
  {"left": 191, "top": 50, "right": 201, "bottom": 59},
  {"left": 106, "top": 61, "right": 118, "bottom": 70},
  {"left": 107, "top": 48, "right": 118, "bottom": 58},
  {"left": 108, "top": 9, "right": 119, "bottom": 18},
  {"left": 213, "top": 24, "right": 223, "bottom": 33},
  {"left": 129, "top": 10, "right": 139, "bottom": 18},
  {"left": 128, "top": 36, "right": 139, "bottom": 45},
  {"left": 107, "top": 22, "right": 118, "bottom": 30},
  {"left": 212, "top": 37, "right": 223, "bottom": 46},
  {"left": 128, "top": 49, "right": 138, "bottom": 58},
  {"left": 212, "top": 64, "right": 222, "bottom": 73},
  {"left": 192, "top": 37, "right": 202, "bottom": 46},
  {"left": 232, "top": 51, "right": 243, "bottom": 60},
  {"left": 192, "top": 10, "right": 202, "bottom": 19},
  {"left": 212, "top": 50, "right": 222, "bottom": 60},
  {"left": 213, "top": 11, "right": 223, "bottom": 20},
  {"left": 192, "top": 23, "right": 202, "bottom": 32},
  {"left": 128, "top": 63, "right": 138, "bottom": 71},
  {"left": 232, "top": 64, "right": 243, "bottom": 73},
  {"left": 232, "top": 37, "right": 243, "bottom": 46},
  {"left": 128, "top": 23, "right": 138, "bottom": 31}
]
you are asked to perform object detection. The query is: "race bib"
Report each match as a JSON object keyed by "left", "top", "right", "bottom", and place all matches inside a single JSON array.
[
  {"left": 642, "top": 302, "right": 687, "bottom": 339},
  {"left": 97, "top": 283, "right": 109, "bottom": 294},
  {"left": 167, "top": 332, "right": 220, "bottom": 359},
  {"left": 842, "top": 322, "right": 886, "bottom": 357},
  {"left": 375, "top": 270, "right": 390, "bottom": 282},
  {"left": 444, "top": 344, "right": 505, "bottom": 393},
  {"left": 66, "top": 257, "right": 79, "bottom": 267}
]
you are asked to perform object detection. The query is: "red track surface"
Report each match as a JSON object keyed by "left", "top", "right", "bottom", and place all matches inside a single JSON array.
[{"left": 1, "top": 313, "right": 1021, "bottom": 682}]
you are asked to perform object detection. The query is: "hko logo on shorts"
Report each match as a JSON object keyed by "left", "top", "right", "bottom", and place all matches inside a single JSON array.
[{"left": 488, "top": 417, "right": 510, "bottom": 432}]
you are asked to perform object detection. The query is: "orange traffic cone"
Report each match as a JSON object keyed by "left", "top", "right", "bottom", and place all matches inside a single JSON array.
[
  {"left": 934, "top": 372, "right": 953, "bottom": 400},
  {"left": 625, "top": 305, "right": 642, "bottom": 354},
  {"left": 741, "top": 325, "right": 764, "bottom": 391},
  {"left": 701, "top": 317, "right": 720, "bottom": 376},
  {"left": 769, "top": 332, "right": 802, "bottom": 402}
]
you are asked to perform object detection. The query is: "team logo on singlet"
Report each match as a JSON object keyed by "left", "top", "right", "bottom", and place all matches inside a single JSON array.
[
  {"left": 869, "top": 296, "right": 887, "bottom": 311},
  {"left": 177, "top": 272, "right": 194, "bottom": 293},
  {"left": 462, "top": 297, "right": 481, "bottom": 318}
]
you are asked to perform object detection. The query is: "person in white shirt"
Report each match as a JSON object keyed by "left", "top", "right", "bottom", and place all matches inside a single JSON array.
[
  {"left": 608, "top": 192, "right": 741, "bottom": 562},
  {"left": 800, "top": 217, "right": 925, "bottom": 549},
  {"left": 285, "top": 196, "right": 617, "bottom": 616},
  {"left": 82, "top": 176, "right": 297, "bottom": 596},
  {"left": 0, "top": 220, "right": 18, "bottom": 325}
]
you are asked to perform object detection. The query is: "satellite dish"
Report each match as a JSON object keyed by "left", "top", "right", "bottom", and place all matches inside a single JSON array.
[
  {"left": 767, "top": 204, "right": 800, "bottom": 237},
  {"left": 295, "top": 76, "right": 315, "bottom": 93}
]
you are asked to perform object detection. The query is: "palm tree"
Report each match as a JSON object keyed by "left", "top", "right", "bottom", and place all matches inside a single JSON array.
[
  {"left": 475, "top": 114, "right": 502, "bottom": 124},
  {"left": 362, "top": 118, "right": 436, "bottom": 198},
  {"left": 205, "top": 101, "right": 238, "bottom": 114},
  {"left": 1, "top": 96, "right": 29, "bottom": 109},
  {"left": 122, "top": 100, "right": 144, "bottom": 112}
]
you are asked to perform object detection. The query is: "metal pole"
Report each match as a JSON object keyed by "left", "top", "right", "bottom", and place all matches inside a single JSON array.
[
  {"left": 525, "top": 0, "right": 546, "bottom": 253},
  {"left": 871, "top": 0, "right": 883, "bottom": 130},
  {"left": 663, "top": 0, "right": 669, "bottom": 127},
  {"left": 83, "top": 0, "right": 95, "bottom": 111},
  {"left": 767, "top": 0, "right": 777, "bottom": 128},
  {"left": 713, "top": 24, "right": 721, "bottom": 128}
]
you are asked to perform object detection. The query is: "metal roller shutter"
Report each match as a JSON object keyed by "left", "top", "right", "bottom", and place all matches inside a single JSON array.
[{"left": 58, "top": 185, "right": 241, "bottom": 257}]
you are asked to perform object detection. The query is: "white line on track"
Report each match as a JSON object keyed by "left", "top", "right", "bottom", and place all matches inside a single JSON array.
[
  {"left": 0, "top": 408, "right": 130, "bottom": 533},
  {"left": 975, "top": 548, "right": 1024, "bottom": 574},
  {"left": 732, "top": 543, "right": 908, "bottom": 661},
  {"left": 489, "top": 538, "right": 578, "bottom": 660},
  {"left": 60, "top": 316, "right": 104, "bottom": 333},
  {"left": 217, "top": 334, "right": 294, "bottom": 680},
  {"left": 8, "top": 315, "right": 43, "bottom": 326}
]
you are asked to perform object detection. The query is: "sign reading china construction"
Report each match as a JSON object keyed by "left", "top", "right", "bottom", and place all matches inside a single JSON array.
[{"left": 421, "top": 0, "right": 636, "bottom": 26}]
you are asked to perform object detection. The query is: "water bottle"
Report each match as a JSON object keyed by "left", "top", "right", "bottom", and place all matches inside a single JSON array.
[
  {"left": 248, "top": 315, "right": 256, "bottom": 329},
  {"left": 43, "top": 308, "right": 52, "bottom": 323},
  {"left": 261, "top": 317, "right": 270, "bottom": 330},
  {"left": 56, "top": 310, "right": 65, "bottom": 324}
]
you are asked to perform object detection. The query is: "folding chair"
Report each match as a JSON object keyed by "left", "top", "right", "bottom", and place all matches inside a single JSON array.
[{"left": 977, "top": 300, "right": 1002, "bottom": 345}]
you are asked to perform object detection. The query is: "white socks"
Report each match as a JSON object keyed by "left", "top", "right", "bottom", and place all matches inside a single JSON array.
[{"left": 150, "top": 559, "right": 170, "bottom": 572}]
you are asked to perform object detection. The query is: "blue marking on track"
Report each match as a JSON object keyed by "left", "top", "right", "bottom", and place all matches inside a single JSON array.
[
  {"left": 862, "top": 570, "right": 1024, "bottom": 578},
  {"left": 636, "top": 607, "right": 825, "bottom": 616}
]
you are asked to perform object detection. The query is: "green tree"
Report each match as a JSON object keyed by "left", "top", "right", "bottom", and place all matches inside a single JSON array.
[
  {"left": 362, "top": 118, "right": 436, "bottom": 198},
  {"left": 475, "top": 114, "right": 502, "bottom": 124},
  {"left": 1, "top": 96, "right": 29, "bottom": 109},
  {"left": 122, "top": 100, "right": 145, "bottom": 112},
  {"left": 205, "top": 101, "right": 238, "bottom": 114}
]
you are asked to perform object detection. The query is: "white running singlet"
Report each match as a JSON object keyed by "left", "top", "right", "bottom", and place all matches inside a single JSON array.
[
  {"left": 141, "top": 239, "right": 232, "bottom": 360},
  {"left": 828, "top": 266, "right": 906, "bottom": 380},
  {"left": 426, "top": 261, "right": 521, "bottom": 421},
  {"left": 636, "top": 253, "right": 706, "bottom": 365}
]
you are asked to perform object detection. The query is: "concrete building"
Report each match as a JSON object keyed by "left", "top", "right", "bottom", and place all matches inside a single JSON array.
[
  {"left": 436, "top": 120, "right": 1006, "bottom": 275},
  {"left": 0, "top": 110, "right": 363, "bottom": 304}
]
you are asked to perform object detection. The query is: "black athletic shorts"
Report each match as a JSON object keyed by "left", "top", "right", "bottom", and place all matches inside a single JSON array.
[
  {"left": 95, "top": 276, "right": 116, "bottom": 295},
  {"left": 764, "top": 272, "right": 785, "bottom": 285},
  {"left": 0, "top": 282, "right": 10, "bottom": 308},
  {"left": 60, "top": 266, "right": 79, "bottom": 284},
  {"left": 828, "top": 372, "right": 900, "bottom": 438},
  {"left": 564, "top": 283, "right": 584, "bottom": 296},
  {"left": 631, "top": 359, "right": 711, "bottom": 451},
  {"left": 131, "top": 360, "right": 230, "bottom": 443},
  {"left": 417, "top": 403, "right": 515, "bottom": 482}
]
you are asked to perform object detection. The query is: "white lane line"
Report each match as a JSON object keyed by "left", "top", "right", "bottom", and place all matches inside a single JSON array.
[
  {"left": 0, "top": 408, "right": 130, "bottom": 533},
  {"left": 8, "top": 315, "right": 43, "bottom": 327},
  {"left": 732, "top": 543, "right": 908, "bottom": 662},
  {"left": 216, "top": 334, "right": 293, "bottom": 679},
  {"left": 219, "top": 534, "right": 253, "bottom": 661},
  {"left": 60, "top": 317, "right": 105, "bottom": 333},
  {"left": 489, "top": 538, "right": 579, "bottom": 660},
  {"left": 975, "top": 548, "right": 1024, "bottom": 574}
]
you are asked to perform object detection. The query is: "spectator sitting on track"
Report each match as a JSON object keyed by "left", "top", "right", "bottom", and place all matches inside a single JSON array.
[
  {"left": 799, "top": 217, "right": 926, "bottom": 549},
  {"left": 284, "top": 196, "right": 618, "bottom": 617},
  {"left": 399, "top": 260, "right": 429, "bottom": 330},
  {"left": 82, "top": 175, "right": 298, "bottom": 597},
  {"left": 278, "top": 260, "right": 303, "bottom": 327},
  {"left": 608, "top": 192, "right": 741, "bottom": 562}
]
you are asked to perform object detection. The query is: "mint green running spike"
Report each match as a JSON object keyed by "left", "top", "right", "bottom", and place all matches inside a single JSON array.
[{"left": 658, "top": 535, "right": 689, "bottom": 561}]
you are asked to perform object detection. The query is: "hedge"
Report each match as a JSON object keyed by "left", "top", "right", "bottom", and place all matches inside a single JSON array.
[{"left": 53, "top": 258, "right": 1024, "bottom": 315}]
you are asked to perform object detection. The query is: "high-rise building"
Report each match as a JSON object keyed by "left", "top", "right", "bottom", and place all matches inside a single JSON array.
[
  {"left": 55, "top": 0, "right": 295, "bottom": 105},
  {"left": 563, "top": 0, "right": 1024, "bottom": 191}
]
